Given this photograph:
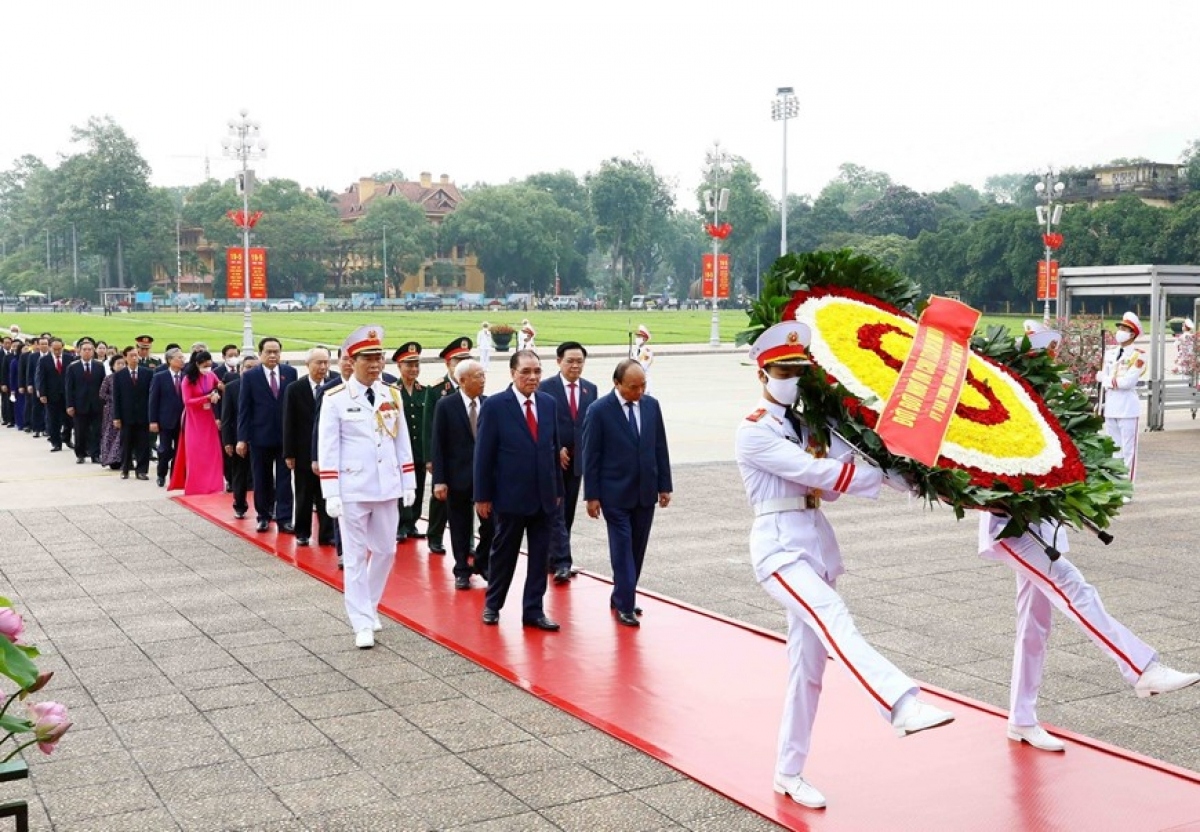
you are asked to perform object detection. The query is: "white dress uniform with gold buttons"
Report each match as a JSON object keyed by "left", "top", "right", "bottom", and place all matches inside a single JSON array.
[
  {"left": 1096, "top": 312, "right": 1147, "bottom": 481},
  {"left": 631, "top": 324, "right": 654, "bottom": 395},
  {"left": 735, "top": 322, "right": 921, "bottom": 781},
  {"left": 319, "top": 329, "right": 417, "bottom": 636}
]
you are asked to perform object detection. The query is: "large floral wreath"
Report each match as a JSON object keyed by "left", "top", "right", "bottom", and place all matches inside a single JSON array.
[{"left": 738, "top": 250, "right": 1129, "bottom": 540}]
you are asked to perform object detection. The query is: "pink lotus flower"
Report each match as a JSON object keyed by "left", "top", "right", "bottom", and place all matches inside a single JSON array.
[
  {"left": 26, "top": 701, "right": 71, "bottom": 755},
  {"left": 0, "top": 608, "right": 23, "bottom": 643}
]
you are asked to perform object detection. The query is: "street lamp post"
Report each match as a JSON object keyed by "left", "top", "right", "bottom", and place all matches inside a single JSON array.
[
  {"left": 771, "top": 87, "right": 799, "bottom": 258},
  {"left": 221, "top": 110, "right": 267, "bottom": 357},
  {"left": 704, "top": 142, "right": 730, "bottom": 348},
  {"left": 1034, "top": 172, "right": 1065, "bottom": 326}
]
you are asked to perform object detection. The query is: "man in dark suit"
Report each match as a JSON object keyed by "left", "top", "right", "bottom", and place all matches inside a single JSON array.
[
  {"left": 539, "top": 340, "right": 599, "bottom": 582},
  {"left": 112, "top": 346, "right": 153, "bottom": 479},
  {"left": 431, "top": 359, "right": 493, "bottom": 590},
  {"left": 35, "top": 336, "right": 72, "bottom": 451},
  {"left": 313, "top": 348, "right": 354, "bottom": 569},
  {"left": 214, "top": 344, "right": 240, "bottom": 382},
  {"left": 0, "top": 336, "right": 12, "bottom": 427},
  {"left": 582, "top": 359, "right": 673, "bottom": 627},
  {"left": 64, "top": 338, "right": 105, "bottom": 464},
  {"left": 237, "top": 336, "right": 298, "bottom": 533},
  {"left": 474, "top": 349, "right": 563, "bottom": 630},
  {"left": 148, "top": 347, "right": 186, "bottom": 487},
  {"left": 392, "top": 341, "right": 427, "bottom": 542},
  {"left": 283, "top": 347, "right": 332, "bottom": 547},
  {"left": 423, "top": 337, "right": 472, "bottom": 553},
  {"left": 221, "top": 356, "right": 256, "bottom": 518},
  {"left": 18, "top": 338, "right": 42, "bottom": 435}
]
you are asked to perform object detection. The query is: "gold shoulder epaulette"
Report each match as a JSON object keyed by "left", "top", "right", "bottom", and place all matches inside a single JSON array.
[{"left": 325, "top": 382, "right": 346, "bottom": 396}]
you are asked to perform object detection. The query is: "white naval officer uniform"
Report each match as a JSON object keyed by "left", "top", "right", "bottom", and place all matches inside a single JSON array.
[
  {"left": 1096, "top": 338, "right": 1146, "bottom": 481},
  {"left": 977, "top": 514, "right": 1156, "bottom": 729},
  {"left": 735, "top": 398, "right": 919, "bottom": 777},
  {"left": 318, "top": 375, "right": 417, "bottom": 634}
]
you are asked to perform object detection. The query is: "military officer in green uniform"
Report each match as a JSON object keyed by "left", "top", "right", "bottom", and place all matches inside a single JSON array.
[
  {"left": 423, "top": 337, "right": 472, "bottom": 554},
  {"left": 135, "top": 335, "right": 162, "bottom": 370},
  {"left": 392, "top": 341, "right": 427, "bottom": 541}
]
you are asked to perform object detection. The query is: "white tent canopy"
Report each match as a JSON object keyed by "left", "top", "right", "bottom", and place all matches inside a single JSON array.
[{"left": 1059, "top": 264, "right": 1200, "bottom": 429}]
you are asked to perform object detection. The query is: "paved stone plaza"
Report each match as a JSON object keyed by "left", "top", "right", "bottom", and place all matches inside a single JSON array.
[{"left": 1, "top": 347, "right": 1197, "bottom": 830}]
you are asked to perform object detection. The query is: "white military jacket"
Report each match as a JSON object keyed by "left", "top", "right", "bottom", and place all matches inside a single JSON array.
[
  {"left": 735, "top": 398, "right": 882, "bottom": 583},
  {"left": 318, "top": 377, "right": 416, "bottom": 503},
  {"left": 1096, "top": 344, "right": 1146, "bottom": 419}
]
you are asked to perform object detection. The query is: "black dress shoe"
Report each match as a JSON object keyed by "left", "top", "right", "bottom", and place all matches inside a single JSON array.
[
  {"left": 91, "top": 457, "right": 101, "bottom": 464},
  {"left": 428, "top": 543, "right": 446, "bottom": 554},
  {"left": 121, "top": 471, "right": 130, "bottom": 480},
  {"left": 481, "top": 608, "right": 499, "bottom": 625},
  {"left": 454, "top": 576, "right": 471, "bottom": 590},
  {"left": 50, "top": 446, "right": 62, "bottom": 452},
  {"left": 615, "top": 610, "right": 641, "bottom": 627},
  {"left": 256, "top": 520, "right": 269, "bottom": 532},
  {"left": 295, "top": 537, "right": 310, "bottom": 546},
  {"left": 278, "top": 523, "right": 295, "bottom": 534},
  {"left": 522, "top": 616, "right": 560, "bottom": 631},
  {"left": 553, "top": 567, "right": 572, "bottom": 583},
  {"left": 337, "top": 555, "right": 344, "bottom": 570},
  {"left": 610, "top": 600, "right": 644, "bottom": 616},
  {"left": 135, "top": 473, "right": 149, "bottom": 481},
  {"left": 156, "top": 476, "right": 165, "bottom": 487},
  {"left": 408, "top": 530, "right": 427, "bottom": 539},
  {"left": 234, "top": 510, "right": 246, "bottom": 519},
  {"left": 318, "top": 538, "right": 335, "bottom": 547},
  {"left": 76, "top": 457, "right": 84, "bottom": 465}
]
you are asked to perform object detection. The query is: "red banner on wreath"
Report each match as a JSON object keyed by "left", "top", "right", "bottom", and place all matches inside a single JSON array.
[
  {"left": 701, "top": 254, "right": 731, "bottom": 299},
  {"left": 876, "top": 296, "right": 980, "bottom": 466},
  {"left": 227, "top": 248, "right": 268, "bottom": 300}
]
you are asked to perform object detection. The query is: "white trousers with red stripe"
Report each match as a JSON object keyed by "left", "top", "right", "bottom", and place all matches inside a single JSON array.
[
  {"left": 994, "top": 535, "right": 1156, "bottom": 726},
  {"left": 763, "top": 560, "right": 918, "bottom": 776},
  {"left": 1103, "top": 416, "right": 1139, "bottom": 482},
  {"left": 340, "top": 499, "right": 400, "bottom": 633}
]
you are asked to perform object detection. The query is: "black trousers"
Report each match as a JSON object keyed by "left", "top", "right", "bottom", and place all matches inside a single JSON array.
[
  {"left": 73, "top": 410, "right": 101, "bottom": 459},
  {"left": 549, "top": 468, "right": 582, "bottom": 571},
  {"left": 121, "top": 423, "right": 151, "bottom": 474},
  {"left": 426, "top": 472, "right": 447, "bottom": 544},
  {"left": 293, "top": 464, "right": 333, "bottom": 541},
  {"left": 227, "top": 450, "right": 251, "bottom": 514},
  {"left": 1, "top": 390, "right": 12, "bottom": 425},
  {"left": 44, "top": 401, "right": 66, "bottom": 448},
  {"left": 484, "top": 508, "right": 550, "bottom": 621},
  {"left": 27, "top": 395, "right": 42, "bottom": 432},
  {"left": 250, "top": 444, "right": 293, "bottom": 523},
  {"left": 446, "top": 489, "right": 493, "bottom": 579},
  {"left": 398, "top": 463, "right": 427, "bottom": 535},
  {"left": 156, "top": 426, "right": 180, "bottom": 480}
]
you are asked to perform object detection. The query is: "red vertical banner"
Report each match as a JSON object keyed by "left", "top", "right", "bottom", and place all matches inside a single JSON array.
[
  {"left": 249, "top": 248, "right": 268, "bottom": 300},
  {"left": 701, "top": 254, "right": 715, "bottom": 297},
  {"left": 876, "top": 296, "right": 981, "bottom": 466},
  {"left": 717, "top": 253, "right": 731, "bottom": 299},
  {"left": 226, "top": 248, "right": 245, "bottom": 300},
  {"left": 1036, "top": 260, "right": 1059, "bottom": 300}
]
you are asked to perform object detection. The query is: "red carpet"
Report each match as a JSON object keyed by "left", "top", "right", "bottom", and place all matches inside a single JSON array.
[{"left": 179, "top": 493, "right": 1200, "bottom": 831}]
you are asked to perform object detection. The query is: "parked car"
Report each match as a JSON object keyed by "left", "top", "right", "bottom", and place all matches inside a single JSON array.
[
  {"left": 404, "top": 295, "right": 442, "bottom": 311},
  {"left": 629, "top": 295, "right": 648, "bottom": 310},
  {"left": 549, "top": 296, "right": 580, "bottom": 310},
  {"left": 270, "top": 299, "right": 304, "bottom": 312}
]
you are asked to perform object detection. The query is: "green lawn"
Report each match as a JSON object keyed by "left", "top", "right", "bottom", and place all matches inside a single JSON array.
[{"left": 4, "top": 308, "right": 1090, "bottom": 351}]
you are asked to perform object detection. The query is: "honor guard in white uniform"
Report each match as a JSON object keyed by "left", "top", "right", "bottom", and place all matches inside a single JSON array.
[
  {"left": 518, "top": 321, "right": 536, "bottom": 352},
  {"left": 318, "top": 325, "right": 417, "bottom": 649},
  {"left": 477, "top": 322, "right": 493, "bottom": 370},
  {"left": 735, "top": 321, "right": 953, "bottom": 810},
  {"left": 1096, "top": 311, "right": 1147, "bottom": 483},
  {"left": 631, "top": 324, "right": 654, "bottom": 394}
]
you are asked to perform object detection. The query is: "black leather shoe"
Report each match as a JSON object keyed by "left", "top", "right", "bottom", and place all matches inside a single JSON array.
[
  {"left": 234, "top": 510, "right": 246, "bottom": 520},
  {"left": 481, "top": 608, "right": 499, "bottom": 625},
  {"left": 295, "top": 537, "right": 310, "bottom": 546},
  {"left": 50, "top": 446, "right": 62, "bottom": 452},
  {"left": 337, "top": 555, "right": 344, "bottom": 570},
  {"left": 522, "top": 616, "right": 560, "bottom": 631},
  {"left": 454, "top": 576, "right": 471, "bottom": 590},
  {"left": 610, "top": 601, "right": 644, "bottom": 616},
  {"left": 553, "top": 567, "right": 572, "bottom": 583},
  {"left": 428, "top": 543, "right": 446, "bottom": 554},
  {"left": 318, "top": 538, "right": 336, "bottom": 547},
  {"left": 615, "top": 610, "right": 640, "bottom": 627},
  {"left": 278, "top": 523, "right": 295, "bottom": 534},
  {"left": 395, "top": 531, "right": 408, "bottom": 542},
  {"left": 91, "top": 457, "right": 100, "bottom": 464},
  {"left": 156, "top": 476, "right": 165, "bottom": 487},
  {"left": 121, "top": 471, "right": 130, "bottom": 480},
  {"left": 64, "top": 440, "right": 74, "bottom": 449},
  {"left": 408, "top": 530, "right": 427, "bottom": 539},
  {"left": 135, "top": 473, "right": 149, "bottom": 481},
  {"left": 76, "top": 458, "right": 84, "bottom": 465},
  {"left": 256, "top": 520, "right": 269, "bottom": 532}
]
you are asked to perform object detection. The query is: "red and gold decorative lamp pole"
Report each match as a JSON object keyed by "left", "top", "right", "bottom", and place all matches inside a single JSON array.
[
  {"left": 221, "top": 110, "right": 267, "bottom": 357},
  {"left": 1034, "top": 172, "right": 1065, "bottom": 327}
]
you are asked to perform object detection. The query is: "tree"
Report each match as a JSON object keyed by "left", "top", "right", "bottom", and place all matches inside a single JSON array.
[
  {"left": 354, "top": 196, "right": 435, "bottom": 296},
  {"left": 983, "top": 172, "right": 1040, "bottom": 208},
  {"left": 816, "top": 163, "right": 892, "bottom": 214},
  {"left": 695, "top": 154, "right": 772, "bottom": 294},
  {"left": 370, "top": 169, "right": 407, "bottom": 183},
  {"left": 852, "top": 185, "right": 939, "bottom": 238},
  {"left": 588, "top": 156, "right": 674, "bottom": 293},
  {"left": 1180, "top": 138, "right": 1200, "bottom": 190},
  {"left": 524, "top": 170, "right": 594, "bottom": 291}
]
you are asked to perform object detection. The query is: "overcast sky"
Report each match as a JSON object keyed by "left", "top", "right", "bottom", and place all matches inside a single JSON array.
[{"left": 5, "top": 0, "right": 1198, "bottom": 209}]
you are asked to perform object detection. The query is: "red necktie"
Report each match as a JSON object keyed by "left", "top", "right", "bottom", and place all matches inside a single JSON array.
[
  {"left": 568, "top": 383, "right": 578, "bottom": 419},
  {"left": 174, "top": 374, "right": 181, "bottom": 395},
  {"left": 84, "top": 362, "right": 92, "bottom": 381},
  {"left": 524, "top": 399, "right": 537, "bottom": 441},
  {"left": 269, "top": 370, "right": 279, "bottom": 398},
  {"left": 131, "top": 370, "right": 137, "bottom": 383},
  {"left": 55, "top": 357, "right": 62, "bottom": 374}
]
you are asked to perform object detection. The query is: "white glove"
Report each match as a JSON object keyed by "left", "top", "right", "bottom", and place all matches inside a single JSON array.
[
  {"left": 401, "top": 490, "right": 417, "bottom": 507},
  {"left": 325, "top": 497, "right": 343, "bottom": 518}
]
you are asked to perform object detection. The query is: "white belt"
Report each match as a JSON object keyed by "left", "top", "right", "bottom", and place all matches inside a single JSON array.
[{"left": 754, "top": 495, "right": 820, "bottom": 516}]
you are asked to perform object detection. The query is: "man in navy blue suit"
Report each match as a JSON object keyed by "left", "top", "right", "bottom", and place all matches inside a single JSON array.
[
  {"left": 64, "top": 338, "right": 105, "bottom": 464},
  {"left": 582, "top": 359, "right": 673, "bottom": 627},
  {"left": 538, "top": 341, "right": 598, "bottom": 582},
  {"left": 34, "top": 336, "right": 71, "bottom": 451},
  {"left": 148, "top": 347, "right": 186, "bottom": 487},
  {"left": 474, "top": 349, "right": 563, "bottom": 630},
  {"left": 237, "top": 336, "right": 298, "bottom": 533},
  {"left": 112, "top": 345, "right": 154, "bottom": 479}
]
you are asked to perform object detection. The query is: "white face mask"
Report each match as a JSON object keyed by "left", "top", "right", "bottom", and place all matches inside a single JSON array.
[
  {"left": 764, "top": 375, "right": 800, "bottom": 406},
  {"left": 200, "top": 367, "right": 214, "bottom": 375},
  {"left": 1116, "top": 329, "right": 1135, "bottom": 345}
]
